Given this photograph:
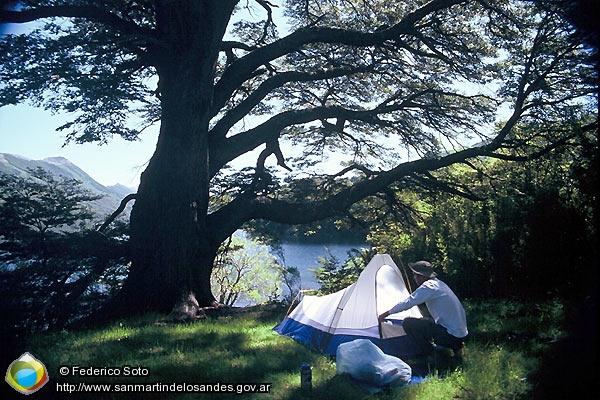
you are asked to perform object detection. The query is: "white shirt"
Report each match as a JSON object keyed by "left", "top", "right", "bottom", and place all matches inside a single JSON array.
[{"left": 389, "top": 277, "right": 468, "bottom": 338}]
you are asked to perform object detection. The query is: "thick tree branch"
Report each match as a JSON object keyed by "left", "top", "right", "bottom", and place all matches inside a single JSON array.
[
  {"left": 212, "top": 0, "right": 466, "bottom": 113},
  {"left": 209, "top": 89, "right": 439, "bottom": 175},
  {"left": 0, "top": 5, "right": 151, "bottom": 36},
  {"left": 97, "top": 193, "right": 137, "bottom": 233},
  {"left": 207, "top": 144, "right": 487, "bottom": 245},
  {"left": 210, "top": 64, "right": 372, "bottom": 138},
  {"left": 256, "top": 139, "right": 291, "bottom": 173},
  {"left": 209, "top": 107, "right": 368, "bottom": 175},
  {"left": 206, "top": 81, "right": 538, "bottom": 245}
]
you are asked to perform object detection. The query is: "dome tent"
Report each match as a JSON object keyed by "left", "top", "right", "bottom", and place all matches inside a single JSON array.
[{"left": 274, "top": 254, "right": 423, "bottom": 358}]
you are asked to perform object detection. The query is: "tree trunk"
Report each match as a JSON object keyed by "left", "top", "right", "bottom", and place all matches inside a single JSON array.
[
  {"left": 106, "top": 1, "right": 236, "bottom": 320},
  {"left": 116, "top": 102, "right": 219, "bottom": 318}
]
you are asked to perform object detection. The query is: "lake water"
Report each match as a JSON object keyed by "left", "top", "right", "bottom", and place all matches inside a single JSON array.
[{"left": 276, "top": 242, "right": 370, "bottom": 290}]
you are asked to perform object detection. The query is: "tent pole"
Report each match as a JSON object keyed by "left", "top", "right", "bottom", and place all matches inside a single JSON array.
[
  {"left": 284, "top": 289, "right": 306, "bottom": 319},
  {"left": 397, "top": 257, "right": 413, "bottom": 293},
  {"left": 376, "top": 271, "right": 384, "bottom": 352},
  {"left": 378, "top": 316, "right": 385, "bottom": 350}
]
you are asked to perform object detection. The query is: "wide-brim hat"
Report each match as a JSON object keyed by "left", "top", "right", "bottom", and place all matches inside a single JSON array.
[{"left": 408, "top": 261, "right": 437, "bottom": 278}]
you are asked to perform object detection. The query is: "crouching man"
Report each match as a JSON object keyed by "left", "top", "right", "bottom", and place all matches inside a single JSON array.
[{"left": 378, "top": 261, "right": 467, "bottom": 359}]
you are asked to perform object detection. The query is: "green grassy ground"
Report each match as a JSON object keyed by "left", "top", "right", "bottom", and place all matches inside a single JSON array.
[{"left": 18, "top": 299, "right": 571, "bottom": 399}]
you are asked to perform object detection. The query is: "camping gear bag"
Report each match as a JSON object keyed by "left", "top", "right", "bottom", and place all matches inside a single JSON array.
[{"left": 336, "top": 339, "right": 412, "bottom": 387}]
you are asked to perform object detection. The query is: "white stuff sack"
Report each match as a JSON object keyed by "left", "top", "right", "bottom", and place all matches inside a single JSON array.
[{"left": 336, "top": 339, "right": 412, "bottom": 387}]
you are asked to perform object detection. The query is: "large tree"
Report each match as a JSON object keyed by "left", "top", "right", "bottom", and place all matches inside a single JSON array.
[{"left": 1, "top": 0, "right": 596, "bottom": 319}]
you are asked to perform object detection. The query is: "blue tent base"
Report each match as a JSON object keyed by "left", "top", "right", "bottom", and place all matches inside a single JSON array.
[
  {"left": 410, "top": 376, "right": 428, "bottom": 385},
  {"left": 274, "top": 317, "right": 466, "bottom": 390},
  {"left": 274, "top": 317, "right": 423, "bottom": 360}
]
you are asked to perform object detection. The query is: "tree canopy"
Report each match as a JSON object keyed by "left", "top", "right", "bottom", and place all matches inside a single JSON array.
[{"left": 1, "top": 0, "right": 596, "bottom": 319}]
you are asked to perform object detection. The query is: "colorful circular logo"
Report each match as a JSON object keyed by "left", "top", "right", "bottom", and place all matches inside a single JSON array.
[{"left": 5, "top": 352, "right": 49, "bottom": 395}]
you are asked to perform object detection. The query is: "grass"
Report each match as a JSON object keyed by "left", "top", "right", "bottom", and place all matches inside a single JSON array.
[{"left": 18, "top": 299, "right": 573, "bottom": 399}]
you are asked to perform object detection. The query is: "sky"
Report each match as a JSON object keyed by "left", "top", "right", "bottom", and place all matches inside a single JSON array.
[{"left": 0, "top": 104, "right": 159, "bottom": 188}]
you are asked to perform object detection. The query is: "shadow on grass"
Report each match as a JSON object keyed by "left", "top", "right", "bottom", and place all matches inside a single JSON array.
[
  {"left": 29, "top": 311, "right": 332, "bottom": 399},
  {"left": 26, "top": 299, "right": 577, "bottom": 400}
]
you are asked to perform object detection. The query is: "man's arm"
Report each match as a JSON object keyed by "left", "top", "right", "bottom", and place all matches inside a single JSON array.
[{"left": 378, "top": 283, "right": 436, "bottom": 321}]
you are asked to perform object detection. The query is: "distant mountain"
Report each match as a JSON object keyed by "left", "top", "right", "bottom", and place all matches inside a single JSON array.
[{"left": 0, "top": 153, "right": 135, "bottom": 219}]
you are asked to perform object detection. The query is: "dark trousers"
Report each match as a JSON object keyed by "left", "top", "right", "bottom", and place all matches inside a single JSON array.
[{"left": 403, "top": 317, "right": 465, "bottom": 356}]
